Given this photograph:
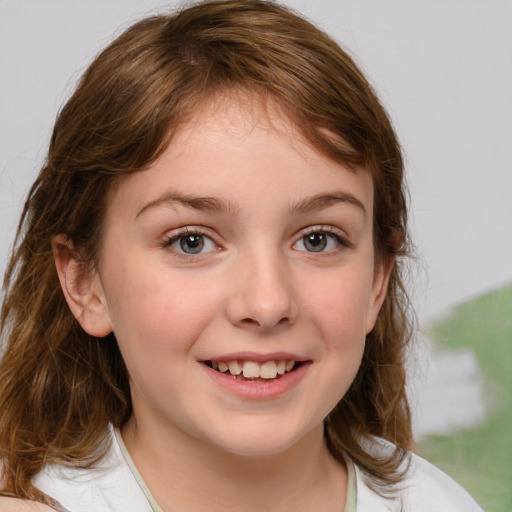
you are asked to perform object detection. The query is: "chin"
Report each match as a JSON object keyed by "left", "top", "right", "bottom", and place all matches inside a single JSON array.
[
  {"left": 204, "top": 421, "right": 319, "bottom": 459},
  {"left": 217, "top": 441, "right": 297, "bottom": 459}
]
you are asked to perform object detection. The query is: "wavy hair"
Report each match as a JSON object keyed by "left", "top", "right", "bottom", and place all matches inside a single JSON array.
[{"left": 0, "top": 0, "right": 413, "bottom": 503}]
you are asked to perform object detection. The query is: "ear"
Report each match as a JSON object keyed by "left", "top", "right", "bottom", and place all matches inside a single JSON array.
[
  {"left": 365, "top": 255, "right": 394, "bottom": 334},
  {"left": 52, "top": 234, "right": 113, "bottom": 337}
]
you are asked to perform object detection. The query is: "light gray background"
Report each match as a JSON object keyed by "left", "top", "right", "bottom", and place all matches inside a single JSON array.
[{"left": 1, "top": 0, "right": 511, "bottom": 326}]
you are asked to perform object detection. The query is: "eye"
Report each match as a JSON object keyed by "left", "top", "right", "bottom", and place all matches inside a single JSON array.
[
  {"left": 294, "top": 230, "right": 345, "bottom": 253},
  {"left": 166, "top": 232, "right": 217, "bottom": 255}
]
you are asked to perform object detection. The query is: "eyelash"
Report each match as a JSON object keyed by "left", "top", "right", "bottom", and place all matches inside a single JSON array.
[
  {"left": 161, "top": 227, "right": 220, "bottom": 259},
  {"left": 161, "top": 225, "right": 351, "bottom": 260},
  {"left": 295, "top": 226, "right": 352, "bottom": 253}
]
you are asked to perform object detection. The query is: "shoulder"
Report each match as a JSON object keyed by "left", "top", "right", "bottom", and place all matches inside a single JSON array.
[
  {"left": 31, "top": 426, "right": 153, "bottom": 512},
  {"left": 353, "top": 439, "right": 483, "bottom": 512},
  {"left": 399, "top": 451, "right": 483, "bottom": 511},
  {"left": 0, "top": 497, "right": 55, "bottom": 511}
]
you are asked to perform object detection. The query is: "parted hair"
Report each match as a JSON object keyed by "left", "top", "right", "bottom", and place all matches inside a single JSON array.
[{"left": 0, "top": 0, "right": 413, "bottom": 503}]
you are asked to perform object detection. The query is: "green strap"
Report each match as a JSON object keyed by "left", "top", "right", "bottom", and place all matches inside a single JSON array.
[
  {"left": 114, "top": 428, "right": 163, "bottom": 512},
  {"left": 115, "top": 428, "right": 357, "bottom": 512},
  {"left": 344, "top": 455, "right": 357, "bottom": 512}
]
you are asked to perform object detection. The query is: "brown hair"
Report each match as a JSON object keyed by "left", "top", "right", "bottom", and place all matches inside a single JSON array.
[{"left": 0, "top": 0, "right": 413, "bottom": 503}]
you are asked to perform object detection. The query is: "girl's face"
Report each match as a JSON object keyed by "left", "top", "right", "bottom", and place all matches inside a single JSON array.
[{"left": 81, "top": 96, "right": 390, "bottom": 457}]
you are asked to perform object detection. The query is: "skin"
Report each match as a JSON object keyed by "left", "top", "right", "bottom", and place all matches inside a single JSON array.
[
  {"left": 0, "top": 498, "right": 55, "bottom": 511},
  {"left": 53, "top": 95, "right": 392, "bottom": 512}
]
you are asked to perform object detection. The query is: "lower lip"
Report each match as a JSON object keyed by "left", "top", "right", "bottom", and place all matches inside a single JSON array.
[{"left": 200, "top": 362, "right": 311, "bottom": 400}]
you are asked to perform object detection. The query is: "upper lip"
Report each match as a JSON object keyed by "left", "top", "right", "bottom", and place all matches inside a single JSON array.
[{"left": 201, "top": 352, "right": 308, "bottom": 363}]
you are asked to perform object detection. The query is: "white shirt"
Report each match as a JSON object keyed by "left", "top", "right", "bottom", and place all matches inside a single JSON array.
[{"left": 32, "top": 426, "right": 483, "bottom": 512}]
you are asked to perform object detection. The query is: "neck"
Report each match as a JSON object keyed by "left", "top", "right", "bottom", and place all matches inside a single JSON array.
[{"left": 121, "top": 416, "right": 347, "bottom": 512}]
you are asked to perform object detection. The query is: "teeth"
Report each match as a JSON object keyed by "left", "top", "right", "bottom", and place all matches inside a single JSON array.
[
  {"left": 227, "top": 360, "right": 242, "bottom": 375},
  {"left": 242, "top": 361, "right": 260, "bottom": 378},
  {"left": 260, "top": 361, "right": 277, "bottom": 379},
  {"left": 210, "top": 359, "right": 297, "bottom": 379}
]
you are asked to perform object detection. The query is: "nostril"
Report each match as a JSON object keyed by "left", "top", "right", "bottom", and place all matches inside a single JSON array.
[
  {"left": 238, "top": 316, "right": 291, "bottom": 330},
  {"left": 241, "top": 318, "right": 259, "bottom": 326},
  {"left": 276, "top": 316, "right": 290, "bottom": 327}
]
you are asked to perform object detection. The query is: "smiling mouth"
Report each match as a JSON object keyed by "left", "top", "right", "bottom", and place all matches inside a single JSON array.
[{"left": 203, "top": 359, "right": 302, "bottom": 381}]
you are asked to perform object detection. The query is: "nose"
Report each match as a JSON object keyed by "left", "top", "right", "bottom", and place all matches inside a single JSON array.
[{"left": 226, "top": 250, "right": 299, "bottom": 332}]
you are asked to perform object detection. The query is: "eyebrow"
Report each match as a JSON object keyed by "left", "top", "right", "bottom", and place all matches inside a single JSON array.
[
  {"left": 289, "top": 192, "right": 367, "bottom": 217},
  {"left": 136, "top": 190, "right": 366, "bottom": 219},
  {"left": 136, "top": 191, "right": 239, "bottom": 219}
]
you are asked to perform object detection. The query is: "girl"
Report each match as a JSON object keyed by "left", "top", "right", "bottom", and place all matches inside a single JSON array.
[{"left": 0, "top": 1, "right": 482, "bottom": 510}]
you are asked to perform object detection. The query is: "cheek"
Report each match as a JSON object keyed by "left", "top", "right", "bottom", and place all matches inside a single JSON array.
[
  {"left": 103, "top": 263, "right": 222, "bottom": 356},
  {"left": 302, "top": 266, "right": 375, "bottom": 342}
]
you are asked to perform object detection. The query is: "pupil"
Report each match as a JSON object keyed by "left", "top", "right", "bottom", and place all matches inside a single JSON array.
[
  {"left": 305, "top": 233, "right": 326, "bottom": 252},
  {"left": 180, "top": 234, "right": 204, "bottom": 254}
]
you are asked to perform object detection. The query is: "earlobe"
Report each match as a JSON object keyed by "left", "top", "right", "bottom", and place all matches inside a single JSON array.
[
  {"left": 365, "top": 256, "right": 394, "bottom": 334},
  {"left": 52, "top": 234, "right": 113, "bottom": 337}
]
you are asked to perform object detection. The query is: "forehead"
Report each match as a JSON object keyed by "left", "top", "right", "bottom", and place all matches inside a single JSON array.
[{"left": 107, "top": 93, "right": 374, "bottom": 220}]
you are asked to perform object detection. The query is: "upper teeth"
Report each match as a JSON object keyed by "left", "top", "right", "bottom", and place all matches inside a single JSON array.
[{"left": 212, "top": 359, "right": 296, "bottom": 379}]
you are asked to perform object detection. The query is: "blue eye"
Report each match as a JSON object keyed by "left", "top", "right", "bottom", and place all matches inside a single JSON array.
[
  {"left": 167, "top": 233, "right": 216, "bottom": 255},
  {"left": 294, "top": 231, "right": 344, "bottom": 253}
]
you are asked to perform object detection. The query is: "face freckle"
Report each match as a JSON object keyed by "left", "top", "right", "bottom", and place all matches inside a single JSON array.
[{"left": 92, "top": 95, "right": 390, "bottom": 458}]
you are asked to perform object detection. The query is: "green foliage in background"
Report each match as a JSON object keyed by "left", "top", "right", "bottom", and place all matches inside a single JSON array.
[{"left": 418, "top": 284, "right": 512, "bottom": 512}]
